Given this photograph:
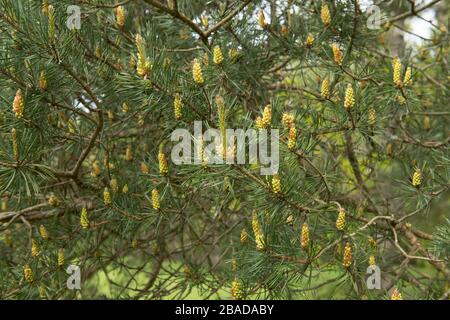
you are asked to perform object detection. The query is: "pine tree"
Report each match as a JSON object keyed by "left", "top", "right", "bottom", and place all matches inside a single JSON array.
[{"left": 0, "top": 0, "right": 448, "bottom": 300}]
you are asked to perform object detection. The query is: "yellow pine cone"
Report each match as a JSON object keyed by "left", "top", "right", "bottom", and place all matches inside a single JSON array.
[
  {"left": 231, "top": 278, "right": 244, "bottom": 300},
  {"left": 369, "top": 255, "right": 376, "bottom": 266},
  {"left": 192, "top": 59, "right": 204, "bottom": 84},
  {"left": 13, "top": 89, "right": 24, "bottom": 118},
  {"left": 136, "top": 53, "right": 151, "bottom": 77},
  {"left": 23, "top": 264, "right": 34, "bottom": 283},
  {"left": 336, "top": 208, "right": 346, "bottom": 231},
  {"left": 301, "top": 222, "right": 309, "bottom": 250},
  {"left": 286, "top": 215, "right": 294, "bottom": 226},
  {"left": 80, "top": 207, "right": 89, "bottom": 229},
  {"left": 201, "top": 14, "right": 209, "bottom": 28},
  {"left": 39, "top": 225, "right": 49, "bottom": 240},
  {"left": 306, "top": 33, "right": 315, "bottom": 47},
  {"left": 258, "top": 9, "right": 266, "bottom": 28},
  {"left": 344, "top": 84, "right": 355, "bottom": 109},
  {"left": 272, "top": 175, "right": 281, "bottom": 194},
  {"left": 174, "top": 93, "right": 182, "bottom": 120},
  {"left": 48, "top": 194, "right": 59, "bottom": 206},
  {"left": 115, "top": 5, "right": 125, "bottom": 28},
  {"left": 261, "top": 104, "right": 272, "bottom": 128},
  {"left": 122, "top": 102, "right": 129, "bottom": 113},
  {"left": 403, "top": 66, "right": 412, "bottom": 86},
  {"left": 240, "top": 228, "right": 248, "bottom": 244},
  {"left": 39, "top": 71, "right": 48, "bottom": 91},
  {"left": 252, "top": 211, "right": 265, "bottom": 250},
  {"left": 321, "top": 78, "right": 330, "bottom": 99},
  {"left": 158, "top": 151, "right": 169, "bottom": 176},
  {"left": 368, "top": 236, "right": 377, "bottom": 248},
  {"left": 282, "top": 112, "right": 294, "bottom": 128},
  {"left": 126, "top": 146, "right": 133, "bottom": 161},
  {"left": 91, "top": 161, "right": 101, "bottom": 177},
  {"left": 103, "top": 187, "right": 112, "bottom": 206},
  {"left": 110, "top": 178, "right": 119, "bottom": 193},
  {"left": 343, "top": 242, "right": 352, "bottom": 268},
  {"left": 58, "top": 248, "right": 65, "bottom": 267},
  {"left": 332, "top": 43, "right": 343, "bottom": 65},
  {"left": 151, "top": 188, "right": 160, "bottom": 210},
  {"left": 391, "top": 288, "right": 403, "bottom": 300},
  {"left": 129, "top": 56, "right": 136, "bottom": 69},
  {"left": 39, "top": 286, "right": 46, "bottom": 299},
  {"left": 140, "top": 162, "right": 149, "bottom": 174},
  {"left": 12, "top": 128, "right": 19, "bottom": 161},
  {"left": 321, "top": 4, "right": 331, "bottom": 26},
  {"left": 411, "top": 168, "right": 422, "bottom": 187},
  {"left": 213, "top": 45, "right": 223, "bottom": 65},
  {"left": 396, "top": 95, "right": 406, "bottom": 105},
  {"left": 255, "top": 116, "right": 263, "bottom": 129},
  {"left": 31, "top": 239, "right": 40, "bottom": 257},
  {"left": 288, "top": 126, "right": 296, "bottom": 150},
  {"left": 1, "top": 200, "right": 7, "bottom": 211},
  {"left": 122, "top": 184, "right": 129, "bottom": 194},
  {"left": 368, "top": 107, "right": 376, "bottom": 126},
  {"left": 392, "top": 57, "right": 402, "bottom": 87}
]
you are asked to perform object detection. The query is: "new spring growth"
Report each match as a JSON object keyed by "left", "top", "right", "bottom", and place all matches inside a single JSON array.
[
  {"left": 115, "top": 6, "right": 125, "bottom": 28},
  {"left": 80, "top": 207, "right": 89, "bottom": 229},
  {"left": 42, "top": 0, "right": 49, "bottom": 15},
  {"left": 192, "top": 59, "right": 204, "bottom": 84},
  {"left": 282, "top": 113, "right": 294, "bottom": 128},
  {"left": 110, "top": 178, "right": 118, "bottom": 193},
  {"left": 58, "top": 248, "right": 65, "bottom": 267},
  {"left": 39, "top": 71, "right": 48, "bottom": 91},
  {"left": 391, "top": 288, "right": 403, "bottom": 300},
  {"left": 332, "top": 43, "right": 343, "bottom": 65},
  {"left": 343, "top": 242, "right": 352, "bottom": 268},
  {"left": 321, "top": 4, "right": 331, "bottom": 26},
  {"left": 48, "top": 194, "right": 58, "bottom": 206},
  {"left": 252, "top": 211, "right": 265, "bottom": 250},
  {"left": 301, "top": 222, "right": 309, "bottom": 250},
  {"left": 369, "top": 255, "right": 376, "bottom": 266},
  {"left": 11, "top": 128, "right": 19, "bottom": 161},
  {"left": 321, "top": 78, "right": 330, "bottom": 99},
  {"left": 412, "top": 168, "right": 422, "bottom": 187},
  {"left": 39, "top": 286, "right": 46, "bottom": 299},
  {"left": 47, "top": 5, "right": 55, "bottom": 42},
  {"left": 213, "top": 46, "right": 223, "bottom": 65},
  {"left": 336, "top": 207, "right": 346, "bottom": 231},
  {"left": 368, "top": 107, "right": 376, "bottom": 126},
  {"left": 392, "top": 57, "right": 402, "bottom": 87},
  {"left": 256, "top": 104, "right": 272, "bottom": 129},
  {"left": 231, "top": 278, "right": 243, "bottom": 300},
  {"left": 240, "top": 228, "right": 248, "bottom": 244},
  {"left": 272, "top": 174, "right": 281, "bottom": 194},
  {"left": 403, "top": 67, "right": 412, "bottom": 86},
  {"left": 13, "top": 89, "right": 24, "bottom": 118},
  {"left": 23, "top": 264, "right": 33, "bottom": 283},
  {"left": 306, "top": 33, "right": 315, "bottom": 47},
  {"left": 91, "top": 161, "right": 101, "bottom": 177},
  {"left": 31, "top": 239, "right": 40, "bottom": 257},
  {"left": 174, "top": 93, "right": 182, "bottom": 120},
  {"left": 126, "top": 145, "right": 133, "bottom": 161},
  {"left": 201, "top": 14, "right": 209, "bottom": 28},
  {"left": 288, "top": 126, "right": 297, "bottom": 150},
  {"left": 258, "top": 9, "right": 266, "bottom": 29},
  {"left": 216, "top": 95, "right": 226, "bottom": 156},
  {"left": 39, "top": 225, "right": 49, "bottom": 240},
  {"left": 151, "top": 188, "right": 160, "bottom": 210},
  {"left": 135, "top": 34, "right": 150, "bottom": 77},
  {"left": 103, "top": 187, "right": 112, "bottom": 206},
  {"left": 158, "top": 146, "right": 169, "bottom": 176},
  {"left": 141, "top": 162, "right": 149, "bottom": 174},
  {"left": 344, "top": 84, "right": 355, "bottom": 109}
]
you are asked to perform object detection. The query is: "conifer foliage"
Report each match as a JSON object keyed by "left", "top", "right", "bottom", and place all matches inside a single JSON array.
[{"left": 0, "top": 0, "right": 449, "bottom": 299}]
